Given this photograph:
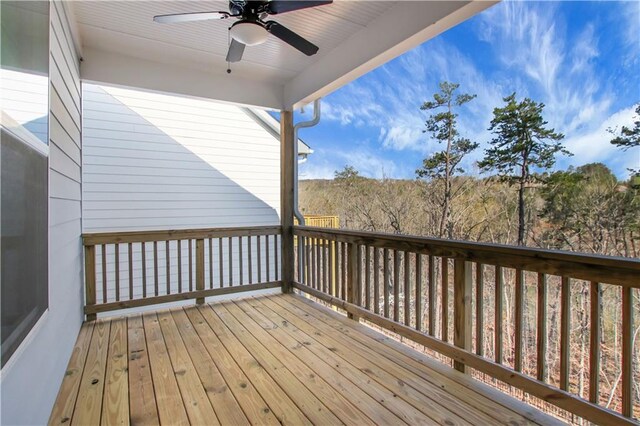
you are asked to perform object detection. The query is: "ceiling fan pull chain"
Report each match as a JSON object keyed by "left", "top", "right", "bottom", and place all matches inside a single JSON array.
[{"left": 227, "top": 27, "right": 232, "bottom": 74}]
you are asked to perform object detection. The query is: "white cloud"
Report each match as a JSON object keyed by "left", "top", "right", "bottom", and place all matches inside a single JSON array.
[
  {"left": 563, "top": 105, "right": 639, "bottom": 178},
  {"left": 299, "top": 161, "right": 336, "bottom": 180},
  {"left": 333, "top": 148, "right": 400, "bottom": 179}
]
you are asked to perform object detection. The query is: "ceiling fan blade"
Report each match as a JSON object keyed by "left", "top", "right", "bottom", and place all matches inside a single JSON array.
[
  {"left": 153, "top": 11, "right": 229, "bottom": 23},
  {"left": 266, "top": 21, "right": 319, "bottom": 56},
  {"left": 266, "top": 1, "right": 332, "bottom": 15},
  {"left": 226, "top": 39, "right": 246, "bottom": 63}
]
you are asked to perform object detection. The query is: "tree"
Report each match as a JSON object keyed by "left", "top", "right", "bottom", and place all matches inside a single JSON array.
[
  {"left": 610, "top": 103, "right": 640, "bottom": 176},
  {"left": 334, "top": 165, "right": 361, "bottom": 181},
  {"left": 478, "top": 93, "right": 570, "bottom": 246},
  {"left": 610, "top": 104, "right": 640, "bottom": 150},
  {"left": 416, "top": 81, "right": 478, "bottom": 239}
]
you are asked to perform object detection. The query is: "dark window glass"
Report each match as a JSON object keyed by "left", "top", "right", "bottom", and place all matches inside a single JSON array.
[
  {"left": 1, "top": 130, "right": 49, "bottom": 367},
  {"left": 1, "top": 0, "right": 49, "bottom": 368}
]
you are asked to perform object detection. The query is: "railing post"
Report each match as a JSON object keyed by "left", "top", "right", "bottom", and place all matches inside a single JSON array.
[
  {"left": 347, "top": 242, "right": 360, "bottom": 321},
  {"left": 280, "top": 110, "right": 294, "bottom": 293},
  {"left": 84, "top": 245, "right": 97, "bottom": 321},
  {"left": 195, "top": 238, "right": 205, "bottom": 305},
  {"left": 453, "top": 259, "right": 472, "bottom": 373}
]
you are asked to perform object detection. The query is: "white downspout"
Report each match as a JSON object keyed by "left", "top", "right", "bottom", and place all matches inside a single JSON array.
[
  {"left": 293, "top": 99, "right": 321, "bottom": 280},
  {"left": 293, "top": 99, "right": 321, "bottom": 226}
]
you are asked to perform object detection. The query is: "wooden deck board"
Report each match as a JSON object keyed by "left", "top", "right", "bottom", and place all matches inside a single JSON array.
[{"left": 52, "top": 294, "right": 560, "bottom": 426}]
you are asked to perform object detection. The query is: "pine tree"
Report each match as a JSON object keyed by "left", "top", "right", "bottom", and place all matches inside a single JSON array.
[
  {"left": 416, "top": 81, "right": 478, "bottom": 239},
  {"left": 478, "top": 93, "right": 569, "bottom": 246}
]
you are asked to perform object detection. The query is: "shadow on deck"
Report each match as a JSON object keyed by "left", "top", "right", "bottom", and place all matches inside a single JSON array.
[{"left": 49, "top": 294, "right": 561, "bottom": 425}]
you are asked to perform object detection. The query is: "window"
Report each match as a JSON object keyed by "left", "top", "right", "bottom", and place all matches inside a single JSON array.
[{"left": 1, "top": 0, "right": 49, "bottom": 368}]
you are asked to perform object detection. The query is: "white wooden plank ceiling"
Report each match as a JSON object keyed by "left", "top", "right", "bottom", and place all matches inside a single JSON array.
[{"left": 70, "top": 1, "right": 497, "bottom": 109}]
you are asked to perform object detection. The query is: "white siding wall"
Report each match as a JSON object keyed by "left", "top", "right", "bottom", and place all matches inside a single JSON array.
[
  {"left": 82, "top": 84, "right": 281, "bottom": 232},
  {"left": 0, "top": 2, "right": 84, "bottom": 424},
  {"left": 82, "top": 84, "right": 283, "bottom": 303}
]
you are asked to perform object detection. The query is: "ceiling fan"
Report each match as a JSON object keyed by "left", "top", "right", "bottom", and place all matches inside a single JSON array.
[{"left": 153, "top": 1, "right": 332, "bottom": 63}]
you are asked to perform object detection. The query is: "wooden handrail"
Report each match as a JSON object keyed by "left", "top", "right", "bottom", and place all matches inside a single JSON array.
[
  {"left": 295, "top": 225, "right": 639, "bottom": 287},
  {"left": 83, "top": 226, "right": 281, "bottom": 246},
  {"left": 293, "top": 226, "right": 639, "bottom": 425},
  {"left": 83, "top": 226, "right": 282, "bottom": 316}
]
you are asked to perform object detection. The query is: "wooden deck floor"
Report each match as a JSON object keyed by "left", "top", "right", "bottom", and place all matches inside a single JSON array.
[{"left": 49, "top": 294, "right": 561, "bottom": 425}]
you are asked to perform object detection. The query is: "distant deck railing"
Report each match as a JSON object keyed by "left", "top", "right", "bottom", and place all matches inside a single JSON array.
[
  {"left": 83, "top": 226, "right": 281, "bottom": 319},
  {"left": 294, "top": 214, "right": 340, "bottom": 228},
  {"left": 293, "top": 225, "right": 640, "bottom": 426}
]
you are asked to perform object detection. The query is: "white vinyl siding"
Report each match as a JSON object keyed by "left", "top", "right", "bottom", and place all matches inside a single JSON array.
[
  {"left": 0, "top": 2, "right": 84, "bottom": 425},
  {"left": 82, "top": 84, "right": 281, "bottom": 232},
  {"left": 82, "top": 84, "right": 283, "bottom": 302}
]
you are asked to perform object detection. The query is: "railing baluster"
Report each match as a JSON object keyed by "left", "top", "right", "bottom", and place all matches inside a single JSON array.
[
  {"left": 416, "top": 254, "right": 422, "bottom": 331},
  {"left": 141, "top": 242, "right": 147, "bottom": 298},
  {"left": 315, "top": 238, "right": 321, "bottom": 291},
  {"left": 101, "top": 244, "right": 107, "bottom": 303},
  {"left": 256, "top": 236, "right": 261, "bottom": 284},
  {"left": 454, "top": 259, "right": 472, "bottom": 373},
  {"left": 128, "top": 242, "right": 133, "bottom": 300},
  {"left": 238, "top": 235, "right": 242, "bottom": 287},
  {"left": 356, "top": 244, "right": 362, "bottom": 306},
  {"left": 229, "top": 237, "right": 234, "bottom": 286},
  {"left": 195, "top": 239, "right": 205, "bottom": 305},
  {"left": 374, "top": 248, "right": 380, "bottom": 314},
  {"left": 188, "top": 239, "right": 193, "bottom": 292},
  {"left": 209, "top": 238, "right": 213, "bottom": 289},
  {"left": 323, "top": 239, "right": 329, "bottom": 294},
  {"left": 495, "top": 265, "right": 503, "bottom": 364},
  {"left": 404, "top": 251, "right": 411, "bottom": 325},
  {"left": 342, "top": 242, "right": 347, "bottom": 300},
  {"left": 312, "top": 237, "right": 317, "bottom": 289},
  {"left": 476, "top": 263, "right": 484, "bottom": 356},
  {"left": 265, "top": 235, "right": 270, "bottom": 282},
  {"left": 560, "top": 276, "right": 571, "bottom": 391},
  {"left": 305, "top": 236, "right": 311, "bottom": 287},
  {"left": 442, "top": 257, "right": 449, "bottom": 342},
  {"left": 248, "top": 236, "right": 253, "bottom": 285},
  {"left": 329, "top": 240, "right": 334, "bottom": 296},
  {"left": 239, "top": 236, "right": 244, "bottom": 285},
  {"left": 622, "top": 285, "right": 633, "bottom": 417},
  {"left": 165, "top": 241, "right": 170, "bottom": 295},
  {"left": 365, "top": 246, "right": 371, "bottom": 310},
  {"left": 514, "top": 269, "right": 524, "bottom": 372},
  {"left": 347, "top": 242, "right": 359, "bottom": 320},
  {"left": 219, "top": 238, "right": 224, "bottom": 287},
  {"left": 428, "top": 255, "right": 436, "bottom": 336},
  {"left": 393, "top": 250, "right": 400, "bottom": 322},
  {"left": 178, "top": 240, "right": 182, "bottom": 293},
  {"left": 85, "top": 245, "right": 97, "bottom": 321},
  {"left": 274, "top": 234, "right": 279, "bottom": 281},
  {"left": 537, "top": 273, "right": 547, "bottom": 382},
  {"left": 589, "top": 281, "right": 601, "bottom": 403},
  {"left": 153, "top": 241, "right": 159, "bottom": 296},
  {"left": 383, "top": 248, "right": 390, "bottom": 318},
  {"left": 114, "top": 243, "right": 120, "bottom": 302}
]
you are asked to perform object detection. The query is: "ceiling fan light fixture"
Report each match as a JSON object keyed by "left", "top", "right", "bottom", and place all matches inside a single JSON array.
[{"left": 230, "top": 21, "right": 268, "bottom": 46}]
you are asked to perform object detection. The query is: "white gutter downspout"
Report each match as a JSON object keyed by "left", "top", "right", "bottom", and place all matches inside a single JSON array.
[
  {"left": 293, "top": 99, "right": 321, "bottom": 279},
  {"left": 293, "top": 98, "right": 321, "bottom": 226}
]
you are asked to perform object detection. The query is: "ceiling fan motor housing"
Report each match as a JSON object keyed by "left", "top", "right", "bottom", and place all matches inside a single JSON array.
[{"left": 230, "top": 20, "right": 269, "bottom": 46}]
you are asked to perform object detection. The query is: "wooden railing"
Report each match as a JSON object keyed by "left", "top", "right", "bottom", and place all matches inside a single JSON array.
[
  {"left": 295, "top": 215, "right": 340, "bottom": 228},
  {"left": 83, "top": 226, "right": 281, "bottom": 319},
  {"left": 293, "top": 225, "right": 640, "bottom": 426}
]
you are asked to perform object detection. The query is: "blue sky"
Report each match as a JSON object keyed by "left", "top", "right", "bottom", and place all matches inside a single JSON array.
[{"left": 295, "top": 0, "right": 640, "bottom": 180}]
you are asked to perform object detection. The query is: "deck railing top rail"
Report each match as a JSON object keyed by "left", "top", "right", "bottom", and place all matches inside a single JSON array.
[
  {"left": 295, "top": 225, "right": 640, "bottom": 288},
  {"left": 83, "top": 225, "right": 281, "bottom": 246}
]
